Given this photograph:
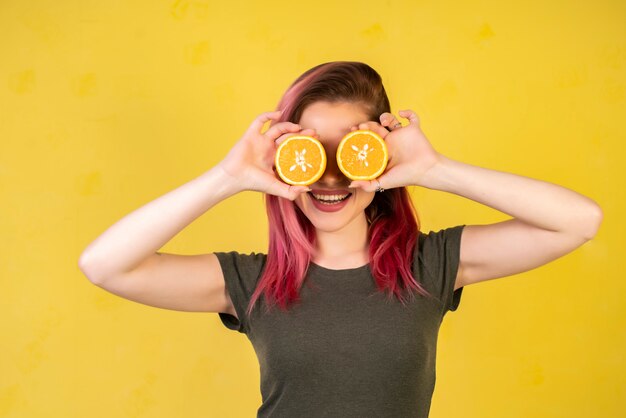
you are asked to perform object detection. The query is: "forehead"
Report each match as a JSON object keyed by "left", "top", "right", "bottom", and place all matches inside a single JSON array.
[{"left": 298, "top": 101, "right": 371, "bottom": 141}]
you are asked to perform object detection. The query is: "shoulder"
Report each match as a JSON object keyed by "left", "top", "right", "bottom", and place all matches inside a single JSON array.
[
  {"left": 415, "top": 225, "right": 466, "bottom": 278},
  {"left": 214, "top": 251, "right": 268, "bottom": 276},
  {"left": 214, "top": 250, "right": 267, "bottom": 263},
  {"left": 417, "top": 225, "right": 465, "bottom": 253}
]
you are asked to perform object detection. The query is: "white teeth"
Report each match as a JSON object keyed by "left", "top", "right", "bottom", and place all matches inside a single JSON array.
[{"left": 312, "top": 193, "right": 349, "bottom": 202}]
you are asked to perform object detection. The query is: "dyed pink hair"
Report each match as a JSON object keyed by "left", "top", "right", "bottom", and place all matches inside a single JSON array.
[{"left": 245, "top": 61, "right": 430, "bottom": 317}]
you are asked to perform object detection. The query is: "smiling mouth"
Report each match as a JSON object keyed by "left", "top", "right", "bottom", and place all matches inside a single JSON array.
[{"left": 308, "top": 191, "right": 352, "bottom": 205}]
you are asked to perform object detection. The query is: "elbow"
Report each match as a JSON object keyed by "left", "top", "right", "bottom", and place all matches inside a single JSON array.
[
  {"left": 581, "top": 204, "right": 604, "bottom": 240},
  {"left": 78, "top": 252, "right": 106, "bottom": 285}
]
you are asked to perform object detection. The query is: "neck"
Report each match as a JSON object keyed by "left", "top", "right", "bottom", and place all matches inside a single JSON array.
[{"left": 313, "top": 214, "right": 370, "bottom": 269}]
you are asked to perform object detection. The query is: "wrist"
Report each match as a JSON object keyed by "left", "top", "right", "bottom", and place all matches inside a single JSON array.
[
  {"left": 415, "top": 154, "right": 456, "bottom": 192},
  {"left": 199, "top": 164, "right": 246, "bottom": 198}
]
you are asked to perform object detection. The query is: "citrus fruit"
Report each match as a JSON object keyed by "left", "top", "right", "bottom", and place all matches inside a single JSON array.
[
  {"left": 275, "top": 135, "right": 327, "bottom": 186},
  {"left": 336, "top": 130, "right": 388, "bottom": 181}
]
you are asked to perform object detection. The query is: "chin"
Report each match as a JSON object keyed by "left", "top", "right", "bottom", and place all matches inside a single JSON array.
[
  {"left": 295, "top": 195, "right": 367, "bottom": 233},
  {"left": 309, "top": 219, "right": 350, "bottom": 233}
]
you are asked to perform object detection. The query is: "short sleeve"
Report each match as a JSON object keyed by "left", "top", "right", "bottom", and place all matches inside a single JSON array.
[
  {"left": 416, "top": 224, "right": 466, "bottom": 314},
  {"left": 214, "top": 251, "right": 267, "bottom": 334}
]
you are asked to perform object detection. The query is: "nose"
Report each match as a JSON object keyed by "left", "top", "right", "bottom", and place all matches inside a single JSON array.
[{"left": 317, "top": 154, "right": 350, "bottom": 187}]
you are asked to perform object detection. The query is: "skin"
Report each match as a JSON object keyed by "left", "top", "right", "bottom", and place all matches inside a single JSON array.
[
  {"left": 294, "top": 101, "right": 377, "bottom": 269},
  {"left": 218, "top": 101, "right": 439, "bottom": 269},
  {"left": 222, "top": 102, "right": 603, "bottom": 288},
  {"left": 288, "top": 100, "right": 441, "bottom": 269},
  {"left": 78, "top": 96, "right": 602, "bottom": 319}
]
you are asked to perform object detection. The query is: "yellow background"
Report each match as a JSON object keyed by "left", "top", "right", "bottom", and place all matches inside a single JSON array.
[{"left": 1, "top": 0, "right": 623, "bottom": 417}]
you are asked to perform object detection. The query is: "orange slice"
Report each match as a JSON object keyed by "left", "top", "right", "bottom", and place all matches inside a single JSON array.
[
  {"left": 336, "top": 130, "right": 388, "bottom": 180},
  {"left": 275, "top": 135, "right": 327, "bottom": 186}
]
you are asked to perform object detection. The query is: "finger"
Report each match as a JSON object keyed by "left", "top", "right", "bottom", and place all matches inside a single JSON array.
[
  {"left": 263, "top": 121, "right": 302, "bottom": 141},
  {"left": 268, "top": 181, "right": 310, "bottom": 201},
  {"left": 374, "top": 172, "right": 400, "bottom": 191},
  {"left": 382, "top": 111, "right": 405, "bottom": 130},
  {"left": 348, "top": 180, "right": 378, "bottom": 193},
  {"left": 379, "top": 112, "right": 400, "bottom": 130},
  {"left": 275, "top": 128, "right": 317, "bottom": 146},
  {"left": 287, "top": 185, "right": 312, "bottom": 200},
  {"left": 246, "top": 110, "right": 284, "bottom": 135},
  {"left": 305, "top": 128, "right": 320, "bottom": 139},
  {"left": 350, "top": 175, "right": 396, "bottom": 192},
  {"left": 357, "top": 122, "right": 388, "bottom": 138},
  {"left": 357, "top": 121, "right": 377, "bottom": 130},
  {"left": 398, "top": 109, "right": 420, "bottom": 126}
]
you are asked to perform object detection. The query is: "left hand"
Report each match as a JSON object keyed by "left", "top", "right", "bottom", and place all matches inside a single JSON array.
[{"left": 348, "top": 109, "right": 443, "bottom": 192}]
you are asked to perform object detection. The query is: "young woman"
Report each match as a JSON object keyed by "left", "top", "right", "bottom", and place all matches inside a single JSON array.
[{"left": 79, "top": 61, "right": 603, "bottom": 417}]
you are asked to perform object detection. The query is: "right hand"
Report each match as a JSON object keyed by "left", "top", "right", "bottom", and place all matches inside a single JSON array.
[{"left": 216, "top": 110, "right": 316, "bottom": 201}]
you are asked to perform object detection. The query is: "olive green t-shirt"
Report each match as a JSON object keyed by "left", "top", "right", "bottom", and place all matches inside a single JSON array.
[{"left": 215, "top": 224, "right": 466, "bottom": 418}]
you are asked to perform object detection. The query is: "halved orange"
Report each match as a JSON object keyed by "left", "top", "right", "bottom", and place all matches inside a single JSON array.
[
  {"left": 275, "top": 135, "right": 327, "bottom": 186},
  {"left": 336, "top": 130, "right": 388, "bottom": 180}
]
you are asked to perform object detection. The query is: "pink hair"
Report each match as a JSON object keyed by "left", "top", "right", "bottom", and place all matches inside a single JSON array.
[{"left": 245, "top": 61, "right": 429, "bottom": 317}]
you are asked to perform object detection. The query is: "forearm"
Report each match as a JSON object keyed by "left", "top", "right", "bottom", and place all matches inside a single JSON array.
[
  {"left": 78, "top": 165, "right": 243, "bottom": 280},
  {"left": 418, "top": 154, "right": 603, "bottom": 239}
]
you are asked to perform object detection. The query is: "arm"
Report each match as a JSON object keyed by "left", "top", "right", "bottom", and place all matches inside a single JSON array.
[
  {"left": 78, "top": 111, "right": 311, "bottom": 313},
  {"left": 419, "top": 155, "right": 603, "bottom": 290},
  {"left": 78, "top": 166, "right": 240, "bottom": 283},
  {"left": 351, "top": 110, "right": 603, "bottom": 291},
  {"left": 420, "top": 155, "right": 603, "bottom": 240}
]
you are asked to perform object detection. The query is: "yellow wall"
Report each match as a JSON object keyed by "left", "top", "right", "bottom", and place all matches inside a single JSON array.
[{"left": 1, "top": 0, "right": 623, "bottom": 416}]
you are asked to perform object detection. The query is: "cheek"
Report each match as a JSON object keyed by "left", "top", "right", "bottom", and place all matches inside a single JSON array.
[
  {"left": 294, "top": 193, "right": 308, "bottom": 212},
  {"left": 358, "top": 191, "right": 376, "bottom": 207}
]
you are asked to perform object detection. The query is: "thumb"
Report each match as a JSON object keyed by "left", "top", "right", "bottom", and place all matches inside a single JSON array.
[
  {"left": 350, "top": 175, "right": 394, "bottom": 192},
  {"left": 268, "top": 180, "right": 310, "bottom": 201},
  {"left": 348, "top": 180, "right": 379, "bottom": 193}
]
